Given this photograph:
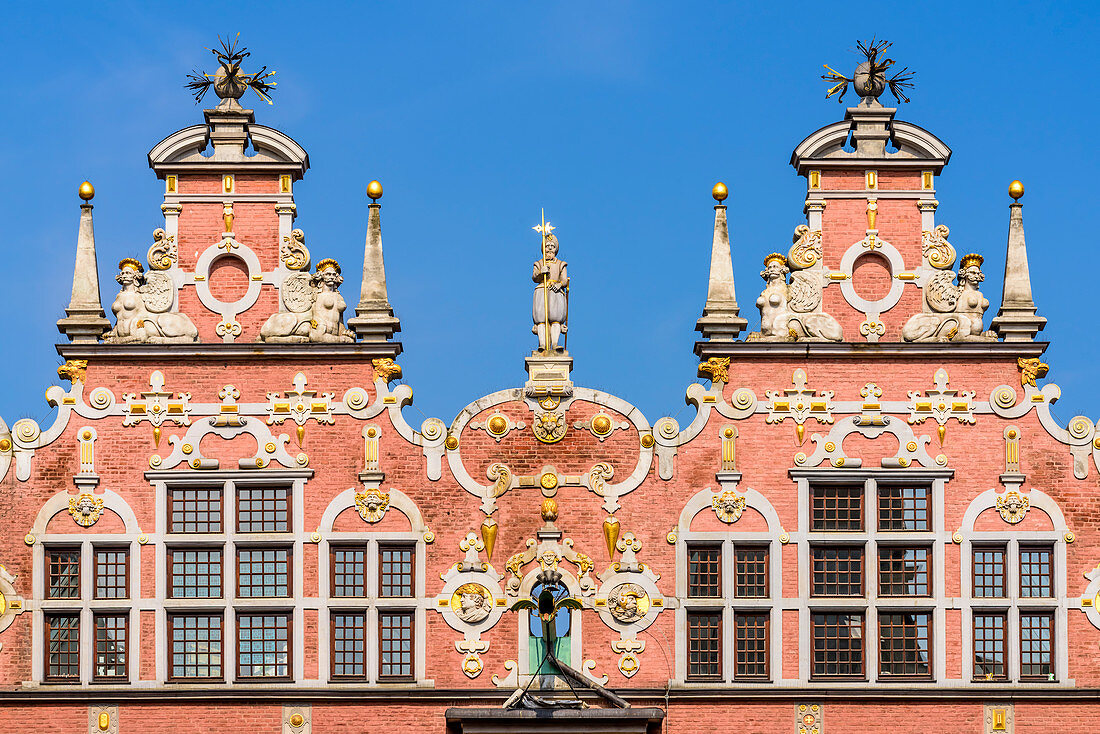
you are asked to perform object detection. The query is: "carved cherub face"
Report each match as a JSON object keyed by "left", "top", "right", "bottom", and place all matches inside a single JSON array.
[
  {"left": 315, "top": 267, "right": 343, "bottom": 290},
  {"left": 960, "top": 265, "right": 984, "bottom": 286},
  {"left": 116, "top": 266, "right": 144, "bottom": 288},
  {"left": 761, "top": 261, "right": 789, "bottom": 283}
]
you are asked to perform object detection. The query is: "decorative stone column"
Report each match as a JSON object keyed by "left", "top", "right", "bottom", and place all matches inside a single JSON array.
[
  {"left": 695, "top": 183, "right": 747, "bottom": 341},
  {"left": 348, "top": 181, "right": 401, "bottom": 343},
  {"left": 57, "top": 182, "right": 110, "bottom": 343},
  {"left": 991, "top": 181, "right": 1046, "bottom": 341}
]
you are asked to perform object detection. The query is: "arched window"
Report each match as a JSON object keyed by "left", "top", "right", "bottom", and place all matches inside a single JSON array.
[
  {"left": 317, "top": 486, "right": 429, "bottom": 684},
  {"left": 30, "top": 489, "right": 140, "bottom": 685},
  {"left": 958, "top": 487, "right": 1069, "bottom": 683},
  {"left": 674, "top": 484, "right": 784, "bottom": 683}
]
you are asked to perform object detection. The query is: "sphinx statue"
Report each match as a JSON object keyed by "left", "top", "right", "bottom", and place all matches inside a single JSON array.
[
  {"left": 260, "top": 258, "right": 354, "bottom": 343},
  {"left": 902, "top": 253, "right": 995, "bottom": 342},
  {"left": 750, "top": 253, "right": 843, "bottom": 341},
  {"left": 104, "top": 259, "right": 198, "bottom": 343}
]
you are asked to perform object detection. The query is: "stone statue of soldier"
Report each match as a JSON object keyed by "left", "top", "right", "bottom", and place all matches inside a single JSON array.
[{"left": 532, "top": 233, "right": 569, "bottom": 352}]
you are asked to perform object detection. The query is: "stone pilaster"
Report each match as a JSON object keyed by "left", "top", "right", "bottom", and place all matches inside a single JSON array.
[
  {"left": 57, "top": 186, "right": 110, "bottom": 343},
  {"left": 695, "top": 194, "right": 747, "bottom": 341},
  {"left": 991, "top": 189, "right": 1045, "bottom": 341},
  {"left": 348, "top": 190, "right": 401, "bottom": 343}
]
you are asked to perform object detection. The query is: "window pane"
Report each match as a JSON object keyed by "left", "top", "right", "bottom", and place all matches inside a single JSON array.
[
  {"left": 47, "top": 549, "right": 80, "bottom": 599},
  {"left": 973, "top": 612, "right": 1007, "bottom": 680},
  {"left": 332, "top": 612, "right": 367, "bottom": 678},
  {"left": 94, "top": 549, "right": 128, "bottom": 600},
  {"left": 811, "top": 613, "right": 864, "bottom": 678},
  {"left": 687, "top": 546, "right": 721, "bottom": 598},
  {"left": 332, "top": 547, "right": 367, "bottom": 597},
  {"left": 734, "top": 547, "right": 768, "bottom": 598},
  {"left": 237, "top": 613, "right": 290, "bottom": 679},
  {"left": 45, "top": 614, "right": 80, "bottom": 681},
  {"left": 733, "top": 612, "right": 768, "bottom": 680},
  {"left": 169, "top": 488, "right": 222, "bottom": 533},
  {"left": 812, "top": 546, "right": 864, "bottom": 597},
  {"left": 811, "top": 485, "right": 863, "bottom": 531},
  {"left": 238, "top": 548, "right": 290, "bottom": 597},
  {"left": 237, "top": 486, "right": 290, "bottom": 533},
  {"left": 170, "top": 614, "right": 222, "bottom": 679},
  {"left": 169, "top": 549, "right": 222, "bottom": 598},
  {"left": 878, "top": 486, "right": 930, "bottom": 531},
  {"left": 686, "top": 612, "right": 722, "bottom": 680},
  {"left": 94, "top": 614, "right": 128, "bottom": 680},
  {"left": 1020, "top": 546, "right": 1053, "bottom": 598},
  {"left": 378, "top": 611, "right": 413, "bottom": 679},
  {"left": 1020, "top": 613, "right": 1053, "bottom": 680},
  {"left": 973, "top": 547, "right": 1006, "bottom": 598},
  {"left": 379, "top": 546, "right": 414, "bottom": 598},
  {"left": 878, "top": 612, "right": 930, "bottom": 678},
  {"left": 878, "top": 547, "right": 930, "bottom": 596}
]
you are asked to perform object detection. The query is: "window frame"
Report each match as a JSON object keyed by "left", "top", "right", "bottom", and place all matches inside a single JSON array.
[
  {"left": 92, "top": 612, "right": 129, "bottom": 682},
  {"left": 167, "top": 612, "right": 225, "bottom": 682},
  {"left": 235, "top": 611, "right": 293, "bottom": 681},
  {"left": 93, "top": 547, "right": 130, "bottom": 601},
  {"left": 44, "top": 612, "right": 81, "bottom": 683},
  {"left": 377, "top": 608, "right": 415, "bottom": 682}
]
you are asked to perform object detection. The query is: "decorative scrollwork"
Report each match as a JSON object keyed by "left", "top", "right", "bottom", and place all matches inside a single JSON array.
[
  {"left": 487, "top": 463, "right": 512, "bottom": 498},
  {"left": 788, "top": 225, "right": 822, "bottom": 269},
  {"left": 996, "top": 489, "right": 1029, "bottom": 524},
  {"left": 68, "top": 493, "right": 104, "bottom": 527},
  {"left": 921, "top": 224, "right": 956, "bottom": 269},
  {"left": 147, "top": 228, "right": 177, "bottom": 270},
  {"left": 711, "top": 489, "right": 746, "bottom": 523},
  {"left": 280, "top": 228, "right": 311, "bottom": 271}
]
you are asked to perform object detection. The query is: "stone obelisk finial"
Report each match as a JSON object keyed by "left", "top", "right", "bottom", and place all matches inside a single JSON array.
[
  {"left": 991, "top": 181, "right": 1046, "bottom": 341},
  {"left": 347, "top": 181, "right": 401, "bottom": 342},
  {"left": 695, "top": 183, "right": 747, "bottom": 341},
  {"left": 57, "top": 182, "right": 110, "bottom": 343}
]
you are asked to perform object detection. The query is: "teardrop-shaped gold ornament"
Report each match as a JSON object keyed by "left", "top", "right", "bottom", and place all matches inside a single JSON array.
[
  {"left": 153, "top": 426, "right": 161, "bottom": 447},
  {"left": 481, "top": 517, "right": 498, "bottom": 561},
  {"left": 796, "top": 424, "right": 805, "bottom": 445},
  {"left": 603, "top": 515, "right": 621, "bottom": 560},
  {"left": 297, "top": 425, "right": 305, "bottom": 447},
  {"left": 938, "top": 425, "right": 946, "bottom": 446}
]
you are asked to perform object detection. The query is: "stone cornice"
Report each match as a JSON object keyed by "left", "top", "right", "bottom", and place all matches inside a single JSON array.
[
  {"left": 56, "top": 341, "right": 403, "bottom": 361},
  {"left": 1, "top": 685, "right": 1093, "bottom": 704},
  {"left": 694, "top": 340, "right": 1048, "bottom": 360}
]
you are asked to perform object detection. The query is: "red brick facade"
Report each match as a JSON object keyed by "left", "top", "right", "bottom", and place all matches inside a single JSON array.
[{"left": 1, "top": 79, "right": 1096, "bottom": 734}]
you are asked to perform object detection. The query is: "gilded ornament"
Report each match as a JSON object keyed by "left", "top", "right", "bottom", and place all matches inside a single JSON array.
[
  {"left": 487, "top": 415, "right": 508, "bottom": 435},
  {"left": 480, "top": 517, "right": 498, "bottom": 561},
  {"left": 0, "top": 439, "right": 9, "bottom": 452},
  {"left": 788, "top": 225, "right": 823, "bottom": 269},
  {"left": 959, "top": 253, "right": 983, "bottom": 271},
  {"left": 539, "top": 472, "right": 559, "bottom": 490},
  {"left": 1009, "top": 180, "right": 1025, "bottom": 200},
  {"left": 354, "top": 486, "right": 390, "bottom": 523},
  {"left": 996, "top": 489, "right": 1029, "bottom": 524},
  {"left": 640, "top": 433, "right": 654, "bottom": 448},
  {"left": 57, "top": 359, "right": 88, "bottom": 384},
  {"left": 372, "top": 358, "right": 402, "bottom": 384},
  {"left": 607, "top": 583, "right": 650, "bottom": 623},
  {"left": 1064, "top": 531, "right": 1076, "bottom": 543},
  {"left": 181, "top": 443, "right": 193, "bottom": 454},
  {"left": 541, "top": 497, "right": 559, "bottom": 522},
  {"left": 23, "top": 534, "right": 34, "bottom": 546},
  {"left": 289, "top": 713, "right": 305, "bottom": 728},
  {"left": 697, "top": 356, "right": 731, "bottom": 384},
  {"left": 591, "top": 414, "right": 612, "bottom": 436},
  {"left": 921, "top": 224, "right": 957, "bottom": 269},
  {"left": 78, "top": 181, "right": 95, "bottom": 200},
  {"left": 423, "top": 529, "right": 435, "bottom": 543},
  {"left": 68, "top": 493, "right": 104, "bottom": 527},
  {"left": 712, "top": 182, "right": 728, "bottom": 202},
  {"left": 138, "top": 534, "right": 149, "bottom": 544},
  {"left": 445, "top": 435, "right": 459, "bottom": 450},
  {"left": 98, "top": 711, "right": 110, "bottom": 731},
  {"left": 533, "top": 410, "right": 567, "bottom": 444},
  {"left": 461, "top": 652, "right": 483, "bottom": 678},
  {"left": 712, "top": 489, "right": 746, "bottom": 523},
  {"left": 148, "top": 227, "right": 177, "bottom": 270},
  {"left": 603, "top": 516, "right": 621, "bottom": 560},
  {"left": 451, "top": 583, "right": 493, "bottom": 623},
  {"left": 367, "top": 180, "right": 383, "bottom": 200}
]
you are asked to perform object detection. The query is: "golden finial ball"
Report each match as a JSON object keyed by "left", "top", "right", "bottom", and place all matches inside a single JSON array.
[
  {"left": 712, "top": 182, "right": 728, "bottom": 202},
  {"left": 367, "top": 180, "right": 383, "bottom": 200},
  {"left": 1008, "top": 180, "right": 1024, "bottom": 200},
  {"left": 78, "top": 181, "right": 95, "bottom": 201}
]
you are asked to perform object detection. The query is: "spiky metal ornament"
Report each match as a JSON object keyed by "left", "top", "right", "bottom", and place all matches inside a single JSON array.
[
  {"left": 822, "top": 38, "right": 915, "bottom": 104},
  {"left": 186, "top": 34, "right": 277, "bottom": 107}
]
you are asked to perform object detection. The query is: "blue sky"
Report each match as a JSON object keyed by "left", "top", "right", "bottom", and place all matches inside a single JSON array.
[{"left": 1, "top": 2, "right": 1098, "bottom": 433}]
